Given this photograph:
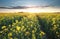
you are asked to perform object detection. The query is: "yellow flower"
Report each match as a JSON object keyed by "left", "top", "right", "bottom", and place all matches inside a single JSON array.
[
  {"left": 32, "top": 34, "right": 36, "bottom": 39},
  {"left": 31, "top": 24, "right": 33, "bottom": 27},
  {"left": 2, "top": 26, "right": 6, "bottom": 29},
  {"left": 13, "top": 29, "right": 15, "bottom": 32},
  {"left": 23, "top": 28, "right": 26, "bottom": 32},
  {"left": 8, "top": 32, "right": 12, "bottom": 37},
  {"left": 40, "top": 31, "right": 45, "bottom": 36},
  {"left": 32, "top": 30, "right": 35, "bottom": 33},
  {"left": 56, "top": 32, "right": 59, "bottom": 34},
  {"left": 53, "top": 21, "right": 55, "bottom": 24},
  {"left": 53, "top": 25, "right": 57, "bottom": 30},
  {"left": 52, "top": 18, "right": 56, "bottom": 24},
  {"left": 16, "top": 26, "right": 21, "bottom": 31},
  {"left": 25, "top": 31, "right": 30, "bottom": 36},
  {"left": 21, "top": 26, "right": 25, "bottom": 31},
  {"left": 52, "top": 18, "right": 56, "bottom": 21},
  {"left": 16, "top": 20, "right": 19, "bottom": 23},
  {"left": 22, "top": 26, "right": 24, "bottom": 29},
  {"left": 10, "top": 37, "right": 13, "bottom": 39}
]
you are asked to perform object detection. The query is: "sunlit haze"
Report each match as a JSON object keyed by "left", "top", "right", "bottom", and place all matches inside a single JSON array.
[{"left": 0, "top": 7, "right": 60, "bottom": 13}]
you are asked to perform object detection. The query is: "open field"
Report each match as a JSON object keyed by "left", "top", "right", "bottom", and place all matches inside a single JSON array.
[{"left": 0, "top": 12, "right": 60, "bottom": 39}]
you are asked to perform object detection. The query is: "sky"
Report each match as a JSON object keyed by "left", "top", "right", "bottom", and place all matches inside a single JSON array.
[{"left": 0, "top": 0, "right": 60, "bottom": 7}]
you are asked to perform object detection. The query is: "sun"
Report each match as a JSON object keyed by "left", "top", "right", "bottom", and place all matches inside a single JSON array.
[{"left": 23, "top": 8, "right": 40, "bottom": 13}]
